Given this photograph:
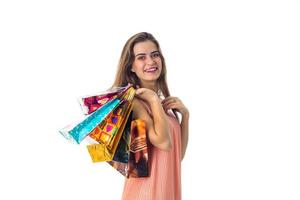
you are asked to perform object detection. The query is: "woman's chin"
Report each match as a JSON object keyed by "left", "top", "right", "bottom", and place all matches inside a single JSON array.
[{"left": 143, "top": 76, "right": 160, "bottom": 82}]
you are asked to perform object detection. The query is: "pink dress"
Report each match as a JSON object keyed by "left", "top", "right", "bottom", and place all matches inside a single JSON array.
[{"left": 121, "top": 102, "right": 182, "bottom": 200}]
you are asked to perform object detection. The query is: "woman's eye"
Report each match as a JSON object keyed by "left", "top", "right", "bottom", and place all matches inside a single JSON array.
[
  {"left": 137, "top": 56, "right": 145, "bottom": 60},
  {"left": 152, "top": 53, "right": 160, "bottom": 58}
]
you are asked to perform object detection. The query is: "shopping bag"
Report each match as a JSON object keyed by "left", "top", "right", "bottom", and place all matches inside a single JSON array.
[
  {"left": 60, "top": 85, "right": 149, "bottom": 178},
  {"left": 79, "top": 86, "right": 130, "bottom": 115},
  {"left": 59, "top": 85, "right": 133, "bottom": 144},
  {"left": 111, "top": 111, "right": 132, "bottom": 163},
  {"left": 107, "top": 119, "right": 149, "bottom": 178},
  {"left": 60, "top": 98, "right": 120, "bottom": 144},
  {"left": 86, "top": 87, "right": 135, "bottom": 161}
]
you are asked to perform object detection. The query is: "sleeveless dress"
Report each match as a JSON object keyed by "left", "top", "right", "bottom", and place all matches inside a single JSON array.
[{"left": 121, "top": 100, "right": 182, "bottom": 200}]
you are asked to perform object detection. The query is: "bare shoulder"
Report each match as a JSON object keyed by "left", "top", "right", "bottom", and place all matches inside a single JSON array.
[{"left": 132, "top": 97, "right": 150, "bottom": 120}]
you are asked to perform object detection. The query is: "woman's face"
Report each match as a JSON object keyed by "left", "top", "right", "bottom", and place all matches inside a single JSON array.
[{"left": 131, "top": 40, "right": 162, "bottom": 85}]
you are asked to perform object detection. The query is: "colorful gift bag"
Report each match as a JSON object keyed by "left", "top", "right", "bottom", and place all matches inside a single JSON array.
[
  {"left": 112, "top": 111, "right": 132, "bottom": 163},
  {"left": 60, "top": 85, "right": 149, "bottom": 178},
  {"left": 60, "top": 98, "right": 120, "bottom": 144},
  {"left": 60, "top": 85, "right": 133, "bottom": 144},
  {"left": 107, "top": 119, "right": 149, "bottom": 178},
  {"left": 86, "top": 100, "right": 133, "bottom": 161},
  {"left": 79, "top": 86, "right": 130, "bottom": 115},
  {"left": 86, "top": 87, "right": 135, "bottom": 162}
]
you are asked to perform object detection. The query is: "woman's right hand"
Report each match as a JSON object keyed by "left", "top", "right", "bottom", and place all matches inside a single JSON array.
[{"left": 135, "top": 88, "right": 160, "bottom": 104}]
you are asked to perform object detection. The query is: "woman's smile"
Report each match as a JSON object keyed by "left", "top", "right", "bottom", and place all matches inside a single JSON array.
[{"left": 144, "top": 67, "right": 158, "bottom": 73}]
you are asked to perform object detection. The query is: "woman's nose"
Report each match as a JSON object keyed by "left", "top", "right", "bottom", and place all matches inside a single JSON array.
[{"left": 146, "top": 56, "right": 155, "bottom": 65}]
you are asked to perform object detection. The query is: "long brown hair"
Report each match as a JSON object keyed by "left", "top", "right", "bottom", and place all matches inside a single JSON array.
[
  {"left": 112, "top": 32, "right": 178, "bottom": 119},
  {"left": 113, "top": 32, "right": 169, "bottom": 94}
]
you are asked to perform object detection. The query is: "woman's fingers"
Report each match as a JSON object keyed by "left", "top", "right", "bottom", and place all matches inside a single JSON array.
[
  {"left": 135, "top": 88, "right": 144, "bottom": 95},
  {"left": 162, "top": 97, "right": 178, "bottom": 111},
  {"left": 134, "top": 88, "right": 160, "bottom": 104},
  {"left": 162, "top": 97, "right": 187, "bottom": 115},
  {"left": 162, "top": 96, "right": 174, "bottom": 105},
  {"left": 162, "top": 97, "right": 179, "bottom": 107},
  {"left": 164, "top": 103, "right": 177, "bottom": 111}
]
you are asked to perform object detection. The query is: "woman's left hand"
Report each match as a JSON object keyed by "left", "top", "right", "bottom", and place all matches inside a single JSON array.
[{"left": 162, "top": 97, "right": 189, "bottom": 117}]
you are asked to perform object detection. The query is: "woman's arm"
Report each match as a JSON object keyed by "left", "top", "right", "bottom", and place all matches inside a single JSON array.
[
  {"left": 133, "top": 91, "right": 172, "bottom": 151},
  {"left": 180, "top": 113, "right": 189, "bottom": 161},
  {"left": 162, "top": 97, "right": 189, "bottom": 161}
]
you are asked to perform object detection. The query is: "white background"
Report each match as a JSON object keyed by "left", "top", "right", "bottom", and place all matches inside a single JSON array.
[{"left": 0, "top": 0, "right": 299, "bottom": 199}]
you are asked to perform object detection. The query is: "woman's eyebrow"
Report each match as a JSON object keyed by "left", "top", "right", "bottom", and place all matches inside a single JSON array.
[
  {"left": 135, "top": 51, "right": 159, "bottom": 57},
  {"left": 135, "top": 53, "right": 146, "bottom": 57},
  {"left": 150, "top": 50, "right": 160, "bottom": 55}
]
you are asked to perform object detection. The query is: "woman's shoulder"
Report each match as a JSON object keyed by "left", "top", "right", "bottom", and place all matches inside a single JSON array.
[
  {"left": 132, "top": 97, "right": 151, "bottom": 118},
  {"left": 132, "top": 97, "right": 148, "bottom": 111}
]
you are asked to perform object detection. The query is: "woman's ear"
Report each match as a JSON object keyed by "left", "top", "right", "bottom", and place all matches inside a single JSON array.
[{"left": 131, "top": 68, "right": 135, "bottom": 72}]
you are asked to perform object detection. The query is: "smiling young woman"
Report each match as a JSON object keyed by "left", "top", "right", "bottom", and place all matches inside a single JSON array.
[{"left": 112, "top": 32, "right": 189, "bottom": 200}]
